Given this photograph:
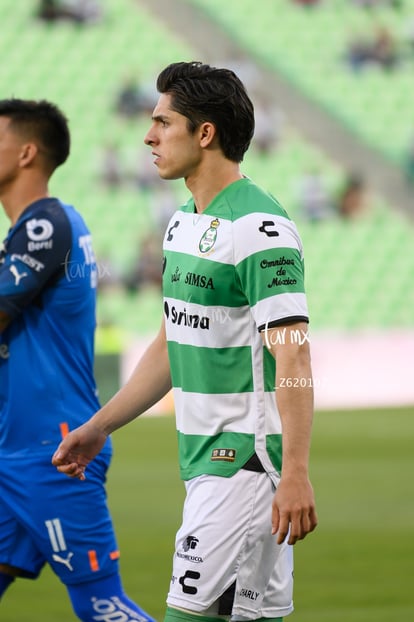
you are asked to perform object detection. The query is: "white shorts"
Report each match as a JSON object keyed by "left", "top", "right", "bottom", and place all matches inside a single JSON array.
[{"left": 167, "top": 469, "right": 294, "bottom": 620}]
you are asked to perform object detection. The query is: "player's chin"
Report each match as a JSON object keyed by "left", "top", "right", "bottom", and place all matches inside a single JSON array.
[{"left": 157, "top": 167, "right": 182, "bottom": 181}]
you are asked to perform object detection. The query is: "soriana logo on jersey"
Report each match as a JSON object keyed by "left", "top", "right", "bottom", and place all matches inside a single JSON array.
[
  {"left": 199, "top": 218, "right": 220, "bottom": 254},
  {"left": 164, "top": 300, "right": 210, "bottom": 330}
]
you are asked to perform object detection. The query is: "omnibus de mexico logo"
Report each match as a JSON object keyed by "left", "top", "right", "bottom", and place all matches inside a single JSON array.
[{"left": 199, "top": 218, "right": 220, "bottom": 254}]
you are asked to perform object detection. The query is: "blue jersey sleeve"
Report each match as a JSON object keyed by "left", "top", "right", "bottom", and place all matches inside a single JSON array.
[{"left": 0, "top": 205, "right": 72, "bottom": 321}]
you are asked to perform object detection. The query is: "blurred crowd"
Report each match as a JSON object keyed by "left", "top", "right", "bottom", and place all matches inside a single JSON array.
[{"left": 37, "top": 0, "right": 103, "bottom": 24}]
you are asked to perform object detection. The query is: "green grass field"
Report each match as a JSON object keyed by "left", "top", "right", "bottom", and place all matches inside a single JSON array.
[{"left": 2, "top": 406, "right": 414, "bottom": 621}]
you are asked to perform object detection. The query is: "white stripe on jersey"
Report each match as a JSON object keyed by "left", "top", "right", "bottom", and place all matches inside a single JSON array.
[
  {"left": 164, "top": 211, "right": 304, "bottom": 267},
  {"left": 164, "top": 296, "right": 252, "bottom": 348},
  {"left": 174, "top": 389, "right": 261, "bottom": 435},
  {"left": 233, "top": 212, "right": 304, "bottom": 265},
  {"left": 174, "top": 389, "right": 282, "bottom": 437},
  {"left": 252, "top": 292, "right": 309, "bottom": 329}
]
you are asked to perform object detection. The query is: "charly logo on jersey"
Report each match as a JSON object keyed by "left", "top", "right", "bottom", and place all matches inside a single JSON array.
[
  {"left": 199, "top": 218, "right": 220, "bottom": 254},
  {"left": 26, "top": 218, "right": 54, "bottom": 251},
  {"left": 179, "top": 570, "right": 201, "bottom": 595},
  {"left": 239, "top": 588, "right": 261, "bottom": 601},
  {"left": 167, "top": 220, "right": 180, "bottom": 242},
  {"left": 258, "top": 220, "right": 279, "bottom": 237},
  {"left": 164, "top": 301, "right": 210, "bottom": 330}
]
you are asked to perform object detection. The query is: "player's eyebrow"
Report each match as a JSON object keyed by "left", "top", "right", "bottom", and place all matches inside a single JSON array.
[{"left": 152, "top": 114, "right": 170, "bottom": 123}]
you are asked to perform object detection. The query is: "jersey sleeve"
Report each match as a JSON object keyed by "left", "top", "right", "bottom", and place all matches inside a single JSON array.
[
  {"left": 233, "top": 211, "right": 309, "bottom": 331},
  {"left": 0, "top": 208, "right": 72, "bottom": 321}
]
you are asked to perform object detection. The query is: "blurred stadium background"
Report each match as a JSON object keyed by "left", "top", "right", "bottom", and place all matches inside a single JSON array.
[{"left": 1, "top": 0, "right": 413, "bottom": 620}]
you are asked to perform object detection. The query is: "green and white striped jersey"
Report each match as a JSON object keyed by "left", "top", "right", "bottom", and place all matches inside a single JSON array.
[{"left": 162, "top": 177, "right": 309, "bottom": 481}]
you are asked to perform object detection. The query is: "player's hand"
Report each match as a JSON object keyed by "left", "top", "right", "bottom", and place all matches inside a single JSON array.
[
  {"left": 51, "top": 421, "right": 108, "bottom": 480},
  {"left": 272, "top": 474, "right": 318, "bottom": 545}
]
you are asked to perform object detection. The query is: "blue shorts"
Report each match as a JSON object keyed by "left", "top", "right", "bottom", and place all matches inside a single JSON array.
[{"left": 0, "top": 450, "right": 120, "bottom": 585}]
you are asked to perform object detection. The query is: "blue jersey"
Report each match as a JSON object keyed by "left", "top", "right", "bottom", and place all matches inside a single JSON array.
[{"left": 0, "top": 197, "right": 109, "bottom": 457}]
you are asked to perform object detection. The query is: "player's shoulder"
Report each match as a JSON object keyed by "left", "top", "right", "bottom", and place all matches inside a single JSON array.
[
  {"left": 225, "top": 180, "right": 304, "bottom": 255},
  {"left": 16, "top": 198, "right": 89, "bottom": 240},
  {"left": 223, "top": 177, "right": 291, "bottom": 222},
  {"left": 15, "top": 198, "right": 67, "bottom": 232}
]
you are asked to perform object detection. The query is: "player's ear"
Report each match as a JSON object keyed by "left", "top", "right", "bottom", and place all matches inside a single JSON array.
[
  {"left": 19, "top": 142, "right": 38, "bottom": 167},
  {"left": 199, "top": 121, "right": 216, "bottom": 149}
]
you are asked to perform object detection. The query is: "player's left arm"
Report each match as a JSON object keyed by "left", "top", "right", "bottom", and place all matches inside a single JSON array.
[
  {"left": 234, "top": 206, "right": 317, "bottom": 543},
  {"left": 261, "top": 323, "right": 318, "bottom": 545}
]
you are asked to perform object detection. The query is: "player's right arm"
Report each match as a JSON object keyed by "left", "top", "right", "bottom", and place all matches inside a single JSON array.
[{"left": 52, "top": 318, "right": 172, "bottom": 479}]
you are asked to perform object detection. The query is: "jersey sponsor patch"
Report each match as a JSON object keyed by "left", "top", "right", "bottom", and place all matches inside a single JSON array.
[
  {"left": 211, "top": 448, "right": 236, "bottom": 462},
  {"left": 26, "top": 217, "right": 54, "bottom": 251},
  {"left": 177, "top": 535, "right": 204, "bottom": 564},
  {"left": 183, "top": 535, "right": 199, "bottom": 551},
  {"left": 10, "top": 253, "right": 45, "bottom": 272},
  {"left": 164, "top": 300, "right": 210, "bottom": 330}
]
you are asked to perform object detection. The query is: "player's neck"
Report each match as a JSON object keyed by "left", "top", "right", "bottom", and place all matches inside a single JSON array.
[
  {"left": 1, "top": 181, "right": 50, "bottom": 225},
  {"left": 186, "top": 158, "right": 242, "bottom": 213}
]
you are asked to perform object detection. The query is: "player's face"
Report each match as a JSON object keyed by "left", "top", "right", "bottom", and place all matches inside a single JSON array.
[
  {"left": 0, "top": 117, "right": 24, "bottom": 192},
  {"left": 144, "top": 93, "right": 203, "bottom": 181}
]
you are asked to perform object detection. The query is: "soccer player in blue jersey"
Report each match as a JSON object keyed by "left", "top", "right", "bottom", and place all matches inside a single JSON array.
[{"left": 0, "top": 98, "right": 155, "bottom": 622}]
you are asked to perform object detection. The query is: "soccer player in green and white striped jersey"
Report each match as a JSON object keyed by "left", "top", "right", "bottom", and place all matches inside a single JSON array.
[{"left": 53, "top": 61, "right": 318, "bottom": 622}]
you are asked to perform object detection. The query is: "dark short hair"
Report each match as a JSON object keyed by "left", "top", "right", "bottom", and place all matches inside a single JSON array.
[
  {"left": 0, "top": 98, "right": 70, "bottom": 171},
  {"left": 156, "top": 61, "right": 255, "bottom": 163}
]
